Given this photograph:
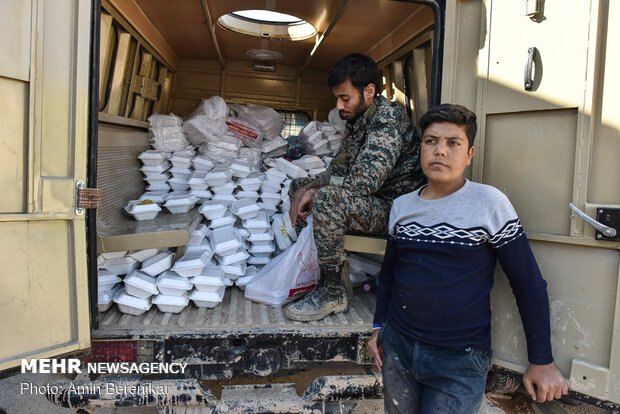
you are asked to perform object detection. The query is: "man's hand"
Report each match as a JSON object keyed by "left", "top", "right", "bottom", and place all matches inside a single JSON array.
[
  {"left": 289, "top": 180, "right": 320, "bottom": 225},
  {"left": 367, "top": 329, "right": 383, "bottom": 372},
  {"left": 522, "top": 362, "right": 568, "bottom": 402}
]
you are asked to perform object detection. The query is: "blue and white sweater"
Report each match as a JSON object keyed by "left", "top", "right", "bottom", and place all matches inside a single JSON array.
[{"left": 373, "top": 180, "right": 553, "bottom": 365}]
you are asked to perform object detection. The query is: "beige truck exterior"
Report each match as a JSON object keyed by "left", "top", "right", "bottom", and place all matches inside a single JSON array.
[{"left": 0, "top": 0, "right": 619, "bottom": 408}]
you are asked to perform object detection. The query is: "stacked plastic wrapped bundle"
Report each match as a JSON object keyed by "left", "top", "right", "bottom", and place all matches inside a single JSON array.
[{"left": 148, "top": 113, "right": 188, "bottom": 153}]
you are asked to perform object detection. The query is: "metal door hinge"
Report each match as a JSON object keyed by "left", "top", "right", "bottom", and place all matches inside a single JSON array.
[{"left": 76, "top": 181, "right": 101, "bottom": 215}]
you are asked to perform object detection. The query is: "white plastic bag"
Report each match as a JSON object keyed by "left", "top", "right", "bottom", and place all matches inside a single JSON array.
[
  {"left": 244, "top": 216, "right": 319, "bottom": 307},
  {"left": 182, "top": 96, "right": 229, "bottom": 146},
  {"left": 230, "top": 104, "right": 283, "bottom": 141}
]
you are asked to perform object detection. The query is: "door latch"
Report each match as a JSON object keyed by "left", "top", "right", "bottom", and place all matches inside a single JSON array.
[
  {"left": 569, "top": 203, "right": 619, "bottom": 241},
  {"left": 76, "top": 181, "right": 102, "bottom": 215}
]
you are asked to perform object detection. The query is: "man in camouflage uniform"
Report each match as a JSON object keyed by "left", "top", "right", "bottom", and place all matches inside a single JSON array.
[{"left": 286, "top": 53, "right": 425, "bottom": 322}]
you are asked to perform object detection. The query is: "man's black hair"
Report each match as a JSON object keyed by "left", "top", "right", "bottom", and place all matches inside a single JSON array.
[
  {"left": 327, "top": 53, "right": 380, "bottom": 95},
  {"left": 419, "top": 104, "right": 477, "bottom": 148}
]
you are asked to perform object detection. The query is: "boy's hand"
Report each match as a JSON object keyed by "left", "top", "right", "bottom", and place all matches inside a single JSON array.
[
  {"left": 522, "top": 362, "right": 569, "bottom": 402},
  {"left": 367, "top": 329, "right": 383, "bottom": 372}
]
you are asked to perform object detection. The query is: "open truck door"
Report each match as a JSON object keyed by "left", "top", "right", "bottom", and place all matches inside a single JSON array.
[
  {"left": 452, "top": 0, "right": 620, "bottom": 404},
  {"left": 0, "top": 0, "right": 93, "bottom": 370}
]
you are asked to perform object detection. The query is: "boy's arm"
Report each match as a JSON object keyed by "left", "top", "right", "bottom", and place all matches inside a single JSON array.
[
  {"left": 495, "top": 233, "right": 568, "bottom": 401},
  {"left": 373, "top": 236, "right": 398, "bottom": 328}
]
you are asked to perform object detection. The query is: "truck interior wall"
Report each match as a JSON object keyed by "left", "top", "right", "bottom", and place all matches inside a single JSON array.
[{"left": 169, "top": 60, "right": 334, "bottom": 120}]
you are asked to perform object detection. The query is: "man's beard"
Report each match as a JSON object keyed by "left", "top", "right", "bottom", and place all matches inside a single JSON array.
[{"left": 339, "top": 93, "right": 369, "bottom": 121}]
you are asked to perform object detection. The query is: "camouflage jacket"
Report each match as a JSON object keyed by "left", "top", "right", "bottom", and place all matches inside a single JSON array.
[{"left": 314, "top": 95, "right": 425, "bottom": 202}]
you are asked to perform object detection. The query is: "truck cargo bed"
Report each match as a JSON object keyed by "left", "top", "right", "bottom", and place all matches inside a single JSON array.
[{"left": 94, "top": 286, "right": 376, "bottom": 338}]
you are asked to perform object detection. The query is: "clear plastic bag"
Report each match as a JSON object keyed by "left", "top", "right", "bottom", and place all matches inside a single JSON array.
[
  {"left": 244, "top": 216, "right": 319, "bottom": 307},
  {"left": 149, "top": 126, "right": 188, "bottom": 153},
  {"left": 147, "top": 113, "right": 183, "bottom": 128},
  {"left": 182, "top": 96, "right": 229, "bottom": 146}
]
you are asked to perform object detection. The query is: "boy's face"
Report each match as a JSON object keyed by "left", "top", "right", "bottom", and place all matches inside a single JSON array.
[{"left": 421, "top": 122, "right": 475, "bottom": 187}]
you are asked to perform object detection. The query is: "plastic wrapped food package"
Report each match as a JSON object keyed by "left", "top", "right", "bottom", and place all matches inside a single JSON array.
[
  {"left": 138, "top": 150, "right": 168, "bottom": 166},
  {"left": 147, "top": 113, "right": 183, "bottom": 128},
  {"left": 164, "top": 195, "right": 197, "bottom": 213},
  {"left": 124, "top": 270, "right": 159, "bottom": 299},
  {"left": 156, "top": 271, "right": 193, "bottom": 296},
  {"left": 113, "top": 288, "right": 152, "bottom": 315},
  {"left": 124, "top": 200, "right": 161, "bottom": 221},
  {"left": 210, "top": 227, "right": 243, "bottom": 256},
  {"left": 151, "top": 293, "right": 189, "bottom": 313},
  {"left": 141, "top": 251, "right": 175, "bottom": 276},
  {"left": 231, "top": 103, "right": 284, "bottom": 140},
  {"left": 150, "top": 126, "right": 188, "bottom": 153}
]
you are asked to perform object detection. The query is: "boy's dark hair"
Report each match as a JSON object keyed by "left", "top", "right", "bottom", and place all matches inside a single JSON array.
[
  {"left": 419, "top": 104, "right": 477, "bottom": 148},
  {"left": 328, "top": 53, "right": 380, "bottom": 96}
]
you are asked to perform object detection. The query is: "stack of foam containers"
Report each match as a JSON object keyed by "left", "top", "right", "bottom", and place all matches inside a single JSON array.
[
  {"left": 138, "top": 150, "right": 170, "bottom": 196},
  {"left": 189, "top": 264, "right": 226, "bottom": 308},
  {"left": 298, "top": 121, "right": 343, "bottom": 157}
]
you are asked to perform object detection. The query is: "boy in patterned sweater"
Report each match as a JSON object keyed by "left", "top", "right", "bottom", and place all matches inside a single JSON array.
[{"left": 368, "top": 104, "right": 568, "bottom": 413}]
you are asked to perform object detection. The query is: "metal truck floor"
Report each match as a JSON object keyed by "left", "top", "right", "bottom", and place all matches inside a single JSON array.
[{"left": 94, "top": 286, "right": 377, "bottom": 338}]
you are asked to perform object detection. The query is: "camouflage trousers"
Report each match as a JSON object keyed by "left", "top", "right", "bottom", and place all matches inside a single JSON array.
[{"left": 291, "top": 184, "right": 391, "bottom": 266}]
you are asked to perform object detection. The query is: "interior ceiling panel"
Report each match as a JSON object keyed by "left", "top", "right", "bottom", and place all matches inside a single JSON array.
[{"left": 134, "top": 0, "right": 429, "bottom": 71}]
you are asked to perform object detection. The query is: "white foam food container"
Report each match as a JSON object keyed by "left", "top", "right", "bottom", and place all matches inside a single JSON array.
[
  {"left": 230, "top": 198, "right": 260, "bottom": 220},
  {"left": 265, "top": 168, "right": 287, "bottom": 183},
  {"left": 146, "top": 183, "right": 171, "bottom": 192},
  {"left": 175, "top": 147, "right": 195, "bottom": 157},
  {"left": 192, "top": 156, "right": 214, "bottom": 171},
  {"left": 190, "top": 189, "right": 213, "bottom": 204},
  {"left": 271, "top": 216, "right": 293, "bottom": 250},
  {"left": 124, "top": 270, "right": 159, "bottom": 299},
  {"left": 209, "top": 212, "right": 236, "bottom": 229},
  {"left": 141, "top": 251, "right": 175, "bottom": 276},
  {"left": 152, "top": 293, "right": 189, "bottom": 313},
  {"left": 238, "top": 173, "right": 264, "bottom": 191},
  {"left": 169, "top": 154, "right": 192, "bottom": 169},
  {"left": 139, "top": 192, "right": 167, "bottom": 205},
  {"left": 205, "top": 166, "right": 232, "bottom": 186},
  {"left": 230, "top": 159, "right": 252, "bottom": 178},
  {"left": 260, "top": 192, "right": 282, "bottom": 207},
  {"left": 191, "top": 266, "right": 225, "bottom": 292},
  {"left": 156, "top": 271, "right": 193, "bottom": 296},
  {"left": 211, "top": 181, "right": 237, "bottom": 195},
  {"left": 235, "top": 266, "right": 258, "bottom": 290},
  {"left": 261, "top": 136, "right": 288, "bottom": 153},
  {"left": 129, "top": 248, "right": 160, "bottom": 263},
  {"left": 308, "top": 168, "right": 327, "bottom": 177},
  {"left": 98, "top": 270, "right": 122, "bottom": 292},
  {"left": 143, "top": 172, "right": 170, "bottom": 186},
  {"left": 98, "top": 283, "right": 122, "bottom": 312},
  {"left": 282, "top": 213, "right": 298, "bottom": 241},
  {"left": 188, "top": 170, "right": 208, "bottom": 189},
  {"left": 221, "top": 262, "right": 247, "bottom": 278},
  {"left": 235, "top": 190, "right": 259, "bottom": 202},
  {"left": 199, "top": 200, "right": 228, "bottom": 220},
  {"left": 292, "top": 155, "right": 324, "bottom": 171},
  {"left": 188, "top": 286, "right": 225, "bottom": 308},
  {"left": 164, "top": 195, "right": 197, "bottom": 214},
  {"left": 167, "top": 177, "right": 190, "bottom": 192},
  {"left": 247, "top": 229, "right": 274, "bottom": 244},
  {"left": 261, "top": 180, "right": 281, "bottom": 194},
  {"left": 189, "top": 224, "right": 209, "bottom": 245},
  {"left": 172, "top": 250, "right": 212, "bottom": 277},
  {"left": 113, "top": 288, "right": 152, "bottom": 315},
  {"left": 212, "top": 194, "right": 237, "bottom": 204},
  {"left": 102, "top": 256, "right": 139, "bottom": 275},
  {"left": 138, "top": 150, "right": 168, "bottom": 166},
  {"left": 97, "top": 254, "right": 105, "bottom": 268},
  {"left": 140, "top": 161, "right": 170, "bottom": 175},
  {"left": 125, "top": 200, "right": 162, "bottom": 221},
  {"left": 170, "top": 167, "right": 192, "bottom": 181},
  {"left": 300, "top": 121, "right": 320, "bottom": 137},
  {"left": 235, "top": 226, "right": 250, "bottom": 241},
  {"left": 248, "top": 242, "right": 275, "bottom": 255},
  {"left": 243, "top": 211, "right": 270, "bottom": 233},
  {"left": 185, "top": 239, "right": 212, "bottom": 254},
  {"left": 304, "top": 130, "right": 324, "bottom": 145},
  {"left": 100, "top": 251, "right": 127, "bottom": 259},
  {"left": 210, "top": 227, "right": 242, "bottom": 256},
  {"left": 215, "top": 248, "right": 249, "bottom": 266},
  {"left": 258, "top": 202, "right": 278, "bottom": 217},
  {"left": 276, "top": 158, "right": 309, "bottom": 179},
  {"left": 247, "top": 255, "right": 272, "bottom": 265},
  {"left": 223, "top": 278, "right": 234, "bottom": 286},
  {"left": 165, "top": 190, "right": 191, "bottom": 199}
]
